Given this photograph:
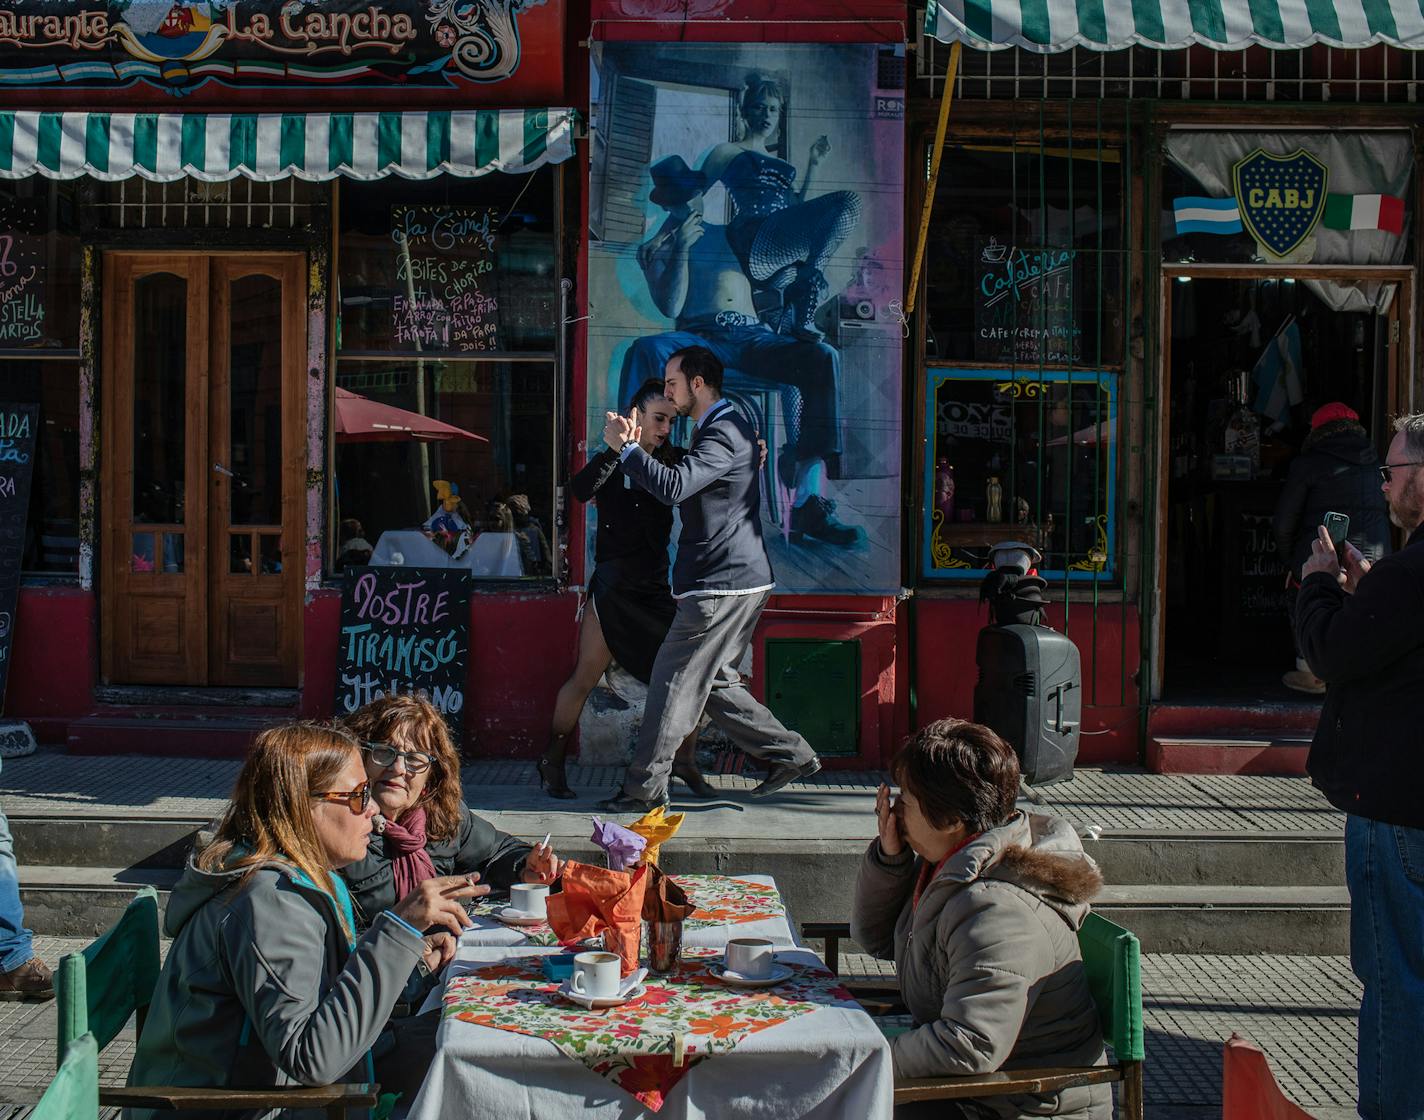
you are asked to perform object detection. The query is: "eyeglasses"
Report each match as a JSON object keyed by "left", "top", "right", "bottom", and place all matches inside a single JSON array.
[
  {"left": 311, "top": 781, "right": 371, "bottom": 816},
  {"left": 1379, "top": 461, "right": 1424, "bottom": 483},
  {"left": 361, "top": 742, "right": 436, "bottom": 775}
]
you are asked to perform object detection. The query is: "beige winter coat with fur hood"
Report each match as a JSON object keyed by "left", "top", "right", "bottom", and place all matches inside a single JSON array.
[{"left": 852, "top": 810, "right": 1111, "bottom": 1119}]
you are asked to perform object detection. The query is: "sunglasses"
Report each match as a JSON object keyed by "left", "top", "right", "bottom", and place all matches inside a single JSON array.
[
  {"left": 1379, "top": 461, "right": 1424, "bottom": 483},
  {"left": 311, "top": 781, "right": 371, "bottom": 815},
  {"left": 361, "top": 741, "right": 436, "bottom": 775}
]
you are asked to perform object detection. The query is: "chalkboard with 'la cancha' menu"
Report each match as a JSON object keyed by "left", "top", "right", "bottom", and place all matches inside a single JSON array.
[
  {"left": 335, "top": 566, "right": 472, "bottom": 740},
  {"left": 390, "top": 206, "right": 500, "bottom": 352},
  {"left": 0, "top": 403, "right": 39, "bottom": 710}
]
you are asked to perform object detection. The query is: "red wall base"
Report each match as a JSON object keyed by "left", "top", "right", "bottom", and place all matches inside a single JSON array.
[
  {"left": 912, "top": 597, "right": 1143, "bottom": 766},
  {"left": 6, "top": 586, "right": 96, "bottom": 741}
]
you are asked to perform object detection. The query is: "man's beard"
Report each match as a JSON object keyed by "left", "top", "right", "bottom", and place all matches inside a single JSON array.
[{"left": 1388, "top": 477, "right": 1424, "bottom": 530}]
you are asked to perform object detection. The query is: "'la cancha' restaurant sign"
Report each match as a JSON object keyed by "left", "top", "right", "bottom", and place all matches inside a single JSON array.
[{"left": 0, "top": 0, "right": 547, "bottom": 91}]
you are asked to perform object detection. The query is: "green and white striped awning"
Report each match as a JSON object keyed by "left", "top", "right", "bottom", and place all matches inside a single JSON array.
[
  {"left": 0, "top": 109, "right": 577, "bottom": 183},
  {"left": 926, "top": 0, "right": 1424, "bottom": 52}
]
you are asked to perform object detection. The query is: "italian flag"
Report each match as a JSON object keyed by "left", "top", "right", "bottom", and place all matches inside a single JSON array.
[{"left": 1322, "top": 193, "right": 1405, "bottom": 235}]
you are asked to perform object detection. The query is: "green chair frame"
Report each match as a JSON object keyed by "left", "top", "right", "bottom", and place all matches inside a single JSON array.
[
  {"left": 55, "top": 886, "right": 379, "bottom": 1120},
  {"left": 33, "top": 1033, "right": 99, "bottom": 1120},
  {"left": 804, "top": 911, "right": 1145, "bottom": 1120}
]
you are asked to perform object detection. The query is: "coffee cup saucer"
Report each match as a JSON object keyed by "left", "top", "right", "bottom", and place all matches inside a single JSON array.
[
  {"left": 556, "top": 979, "right": 647, "bottom": 1009},
  {"left": 711, "top": 963, "right": 793, "bottom": 988},
  {"left": 493, "top": 905, "right": 548, "bottom": 927}
]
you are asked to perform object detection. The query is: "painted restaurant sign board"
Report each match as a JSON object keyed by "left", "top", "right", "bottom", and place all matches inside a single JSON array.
[{"left": 0, "top": 0, "right": 564, "bottom": 102}]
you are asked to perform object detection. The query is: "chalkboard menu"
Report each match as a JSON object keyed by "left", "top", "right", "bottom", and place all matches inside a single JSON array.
[
  {"left": 0, "top": 403, "right": 39, "bottom": 709},
  {"left": 390, "top": 206, "right": 500, "bottom": 352},
  {"left": 973, "top": 239, "right": 1081, "bottom": 365},
  {"left": 0, "top": 216, "right": 45, "bottom": 346},
  {"left": 335, "top": 567, "right": 472, "bottom": 740}
]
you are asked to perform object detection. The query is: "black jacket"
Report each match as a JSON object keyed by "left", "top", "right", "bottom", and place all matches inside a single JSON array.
[
  {"left": 572, "top": 444, "right": 683, "bottom": 581},
  {"left": 1296, "top": 524, "right": 1424, "bottom": 828},
  {"left": 1273, "top": 425, "right": 1391, "bottom": 577},
  {"left": 620, "top": 401, "right": 774, "bottom": 597},
  {"left": 341, "top": 801, "right": 531, "bottom": 925}
]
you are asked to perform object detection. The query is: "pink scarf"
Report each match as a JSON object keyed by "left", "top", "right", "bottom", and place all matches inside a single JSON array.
[{"left": 382, "top": 808, "right": 438, "bottom": 902}]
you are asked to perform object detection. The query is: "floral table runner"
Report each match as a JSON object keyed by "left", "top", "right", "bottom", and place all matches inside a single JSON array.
[
  {"left": 470, "top": 874, "right": 788, "bottom": 948},
  {"left": 441, "top": 947, "right": 853, "bottom": 1110}
]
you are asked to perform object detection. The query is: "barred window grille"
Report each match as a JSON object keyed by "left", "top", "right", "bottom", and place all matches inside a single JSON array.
[
  {"left": 916, "top": 33, "right": 1423, "bottom": 103},
  {"left": 88, "top": 176, "right": 328, "bottom": 231}
]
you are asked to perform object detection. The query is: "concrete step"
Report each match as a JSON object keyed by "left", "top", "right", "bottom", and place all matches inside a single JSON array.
[
  {"left": 19, "top": 865, "right": 1351, "bottom": 953},
  {"left": 65, "top": 711, "right": 286, "bottom": 757},
  {"left": 9, "top": 816, "right": 205, "bottom": 868},
  {"left": 1084, "top": 831, "right": 1341, "bottom": 886},
  {"left": 1095, "top": 884, "right": 1349, "bottom": 955},
  {"left": 1148, "top": 733, "right": 1313, "bottom": 776}
]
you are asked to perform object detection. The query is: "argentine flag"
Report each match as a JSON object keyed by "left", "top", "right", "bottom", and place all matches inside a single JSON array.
[{"left": 1173, "top": 197, "right": 1243, "bottom": 236}]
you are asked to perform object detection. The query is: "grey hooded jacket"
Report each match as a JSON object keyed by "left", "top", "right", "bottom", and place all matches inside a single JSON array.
[
  {"left": 126, "top": 853, "right": 424, "bottom": 1120},
  {"left": 852, "top": 811, "right": 1111, "bottom": 1120}
]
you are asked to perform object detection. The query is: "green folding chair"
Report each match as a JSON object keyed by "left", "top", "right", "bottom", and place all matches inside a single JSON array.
[
  {"left": 33, "top": 1033, "right": 99, "bottom": 1120},
  {"left": 55, "top": 885, "right": 380, "bottom": 1120},
  {"left": 804, "top": 911, "right": 1145, "bottom": 1120}
]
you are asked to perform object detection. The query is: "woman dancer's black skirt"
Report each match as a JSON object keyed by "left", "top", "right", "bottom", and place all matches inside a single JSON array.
[{"left": 589, "top": 560, "right": 676, "bottom": 685}]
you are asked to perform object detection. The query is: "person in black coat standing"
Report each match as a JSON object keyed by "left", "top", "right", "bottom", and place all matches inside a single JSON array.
[
  {"left": 1296, "top": 412, "right": 1424, "bottom": 1120},
  {"left": 1272, "top": 402, "right": 1390, "bottom": 693}
]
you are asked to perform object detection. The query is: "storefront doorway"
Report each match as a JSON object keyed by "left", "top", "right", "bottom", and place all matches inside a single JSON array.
[
  {"left": 1158, "top": 266, "right": 1409, "bottom": 701},
  {"left": 101, "top": 253, "right": 306, "bottom": 687}
]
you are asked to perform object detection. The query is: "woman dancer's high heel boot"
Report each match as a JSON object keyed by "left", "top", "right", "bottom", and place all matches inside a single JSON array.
[
  {"left": 783, "top": 267, "right": 829, "bottom": 341},
  {"left": 537, "top": 738, "right": 577, "bottom": 800}
]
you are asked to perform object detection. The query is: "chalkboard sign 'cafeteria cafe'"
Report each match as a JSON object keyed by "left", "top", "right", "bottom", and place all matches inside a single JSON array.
[{"left": 0, "top": 0, "right": 565, "bottom": 102}]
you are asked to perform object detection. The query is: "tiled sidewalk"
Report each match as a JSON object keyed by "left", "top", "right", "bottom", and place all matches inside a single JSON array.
[{"left": 0, "top": 940, "right": 1359, "bottom": 1116}]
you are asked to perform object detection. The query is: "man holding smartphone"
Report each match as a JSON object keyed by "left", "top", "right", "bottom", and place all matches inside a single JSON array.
[
  {"left": 1296, "top": 412, "right": 1424, "bottom": 1120},
  {"left": 1272, "top": 402, "right": 1390, "bottom": 694}
]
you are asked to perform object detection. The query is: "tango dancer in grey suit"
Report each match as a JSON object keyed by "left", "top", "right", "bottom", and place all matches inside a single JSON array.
[{"left": 596, "top": 346, "right": 822, "bottom": 813}]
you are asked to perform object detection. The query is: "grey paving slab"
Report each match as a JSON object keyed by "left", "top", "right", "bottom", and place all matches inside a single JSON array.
[{"left": 0, "top": 747, "right": 1344, "bottom": 839}]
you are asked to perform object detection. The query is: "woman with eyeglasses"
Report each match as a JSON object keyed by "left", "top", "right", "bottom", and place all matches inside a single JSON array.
[
  {"left": 129, "top": 722, "right": 482, "bottom": 1114},
  {"left": 341, "top": 694, "right": 561, "bottom": 923}
]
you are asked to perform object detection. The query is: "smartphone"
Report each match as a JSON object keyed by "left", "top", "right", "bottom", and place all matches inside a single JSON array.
[{"left": 1323, "top": 511, "right": 1351, "bottom": 548}]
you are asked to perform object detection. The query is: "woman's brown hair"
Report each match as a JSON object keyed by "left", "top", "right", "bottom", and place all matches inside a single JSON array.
[
  {"left": 198, "top": 722, "right": 361, "bottom": 933},
  {"left": 890, "top": 718, "right": 1020, "bottom": 834},
  {"left": 341, "top": 694, "right": 464, "bottom": 841}
]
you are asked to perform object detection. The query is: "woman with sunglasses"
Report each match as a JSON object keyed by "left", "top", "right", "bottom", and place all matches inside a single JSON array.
[
  {"left": 341, "top": 694, "right": 561, "bottom": 925},
  {"left": 129, "top": 722, "right": 482, "bottom": 1114}
]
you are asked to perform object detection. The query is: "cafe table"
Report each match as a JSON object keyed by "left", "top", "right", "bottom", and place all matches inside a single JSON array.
[
  {"left": 403, "top": 946, "right": 893, "bottom": 1120},
  {"left": 455, "top": 873, "right": 798, "bottom": 954}
]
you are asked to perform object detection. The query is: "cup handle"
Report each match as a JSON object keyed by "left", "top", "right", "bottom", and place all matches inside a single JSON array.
[{"left": 570, "top": 971, "right": 586, "bottom": 995}]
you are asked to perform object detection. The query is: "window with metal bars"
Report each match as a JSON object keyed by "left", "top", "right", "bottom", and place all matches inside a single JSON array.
[
  {"left": 85, "top": 176, "right": 327, "bottom": 231},
  {"left": 916, "top": 38, "right": 1424, "bottom": 103}
]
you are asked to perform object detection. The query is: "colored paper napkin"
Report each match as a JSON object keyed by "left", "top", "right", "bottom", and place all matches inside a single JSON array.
[
  {"left": 641, "top": 864, "right": 695, "bottom": 924},
  {"left": 545, "top": 860, "right": 650, "bottom": 974},
  {"left": 627, "top": 805, "right": 685, "bottom": 865},
  {"left": 591, "top": 816, "right": 647, "bottom": 871}
]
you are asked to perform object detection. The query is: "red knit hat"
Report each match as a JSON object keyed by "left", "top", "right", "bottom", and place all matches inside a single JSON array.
[{"left": 1310, "top": 402, "right": 1359, "bottom": 430}]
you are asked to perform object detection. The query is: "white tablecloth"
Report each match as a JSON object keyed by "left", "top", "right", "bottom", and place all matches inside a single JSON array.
[
  {"left": 405, "top": 947, "right": 893, "bottom": 1120},
  {"left": 371, "top": 530, "right": 523, "bottom": 577}
]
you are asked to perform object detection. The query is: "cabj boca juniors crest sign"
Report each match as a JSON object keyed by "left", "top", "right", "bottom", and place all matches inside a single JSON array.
[{"left": 1232, "top": 148, "right": 1329, "bottom": 258}]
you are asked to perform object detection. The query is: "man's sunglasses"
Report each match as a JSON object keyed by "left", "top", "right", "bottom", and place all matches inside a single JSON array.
[
  {"left": 361, "top": 742, "right": 436, "bottom": 774},
  {"left": 311, "top": 781, "right": 372, "bottom": 815},
  {"left": 1379, "top": 461, "right": 1424, "bottom": 483}
]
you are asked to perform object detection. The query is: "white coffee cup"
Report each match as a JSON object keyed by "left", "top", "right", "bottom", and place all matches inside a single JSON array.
[
  {"left": 724, "top": 937, "right": 775, "bottom": 979},
  {"left": 570, "top": 951, "right": 621, "bottom": 999},
  {"left": 509, "top": 882, "right": 549, "bottom": 917}
]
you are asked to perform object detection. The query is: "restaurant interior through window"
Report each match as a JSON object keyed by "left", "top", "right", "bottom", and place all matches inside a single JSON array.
[
  {"left": 2, "top": 178, "right": 82, "bottom": 577},
  {"left": 335, "top": 169, "right": 560, "bottom": 582},
  {"left": 920, "top": 141, "right": 1127, "bottom": 584},
  {"left": 1160, "top": 131, "right": 1412, "bottom": 701}
]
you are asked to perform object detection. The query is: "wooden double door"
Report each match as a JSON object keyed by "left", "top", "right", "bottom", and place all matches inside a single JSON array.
[{"left": 102, "top": 253, "right": 305, "bottom": 687}]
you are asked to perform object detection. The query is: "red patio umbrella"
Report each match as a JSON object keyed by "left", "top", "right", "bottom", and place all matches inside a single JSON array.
[{"left": 334, "top": 387, "right": 489, "bottom": 444}]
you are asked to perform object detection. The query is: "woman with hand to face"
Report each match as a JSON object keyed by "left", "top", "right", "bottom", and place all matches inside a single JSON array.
[
  {"left": 854, "top": 720, "right": 1110, "bottom": 1120},
  {"left": 128, "top": 723, "right": 482, "bottom": 1118}
]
